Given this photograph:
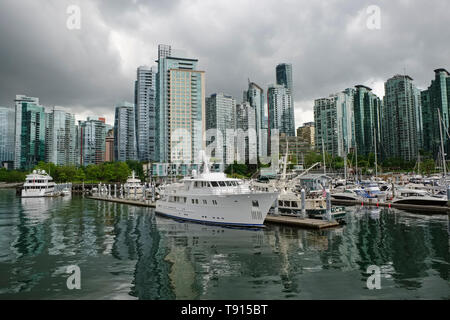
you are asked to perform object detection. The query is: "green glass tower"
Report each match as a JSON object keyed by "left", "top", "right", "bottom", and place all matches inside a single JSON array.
[
  {"left": 19, "top": 103, "right": 46, "bottom": 169},
  {"left": 353, "top": 85, "right": 381, "bottom": 157},
  {"left": 421, "top": 68, "right": 450, "bottom": 157},
  {"left": 382, "top": 75, "right": 422, "bottom": 161}
]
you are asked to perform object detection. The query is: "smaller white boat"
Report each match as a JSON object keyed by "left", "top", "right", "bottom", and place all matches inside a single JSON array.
[
  {"left": 61, "top": 187, "right": 71, "bottom": 196},
  {"left": 124, "top": 171, "right": 144, "bottom": 195},
  {"left": 392, "top": 188, "right": 448, "bottom": 206}
]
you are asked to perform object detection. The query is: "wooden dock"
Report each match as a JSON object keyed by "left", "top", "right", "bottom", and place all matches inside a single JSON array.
[
  {"left": 331, "top": 199, "right": 450, "bottom": 214},
  {"left": 264, "top": 215, "right": 340, "bottom": 229},
  {"left": 88, "top": 196, "right": 156, "bottom": 207}
]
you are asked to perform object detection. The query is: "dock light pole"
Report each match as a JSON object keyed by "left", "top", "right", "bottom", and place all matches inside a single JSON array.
[{"left": 301, "top": 189, "right": 306, "bottom": 218}]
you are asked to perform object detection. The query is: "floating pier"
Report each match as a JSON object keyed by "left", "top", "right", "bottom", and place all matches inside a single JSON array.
[
  {"left": 89, "top": 196, "right": 156, "bottom": 208},
  {"left": 264, "top": 214, "right": 340, "bottom": 229},
  {"left": 331, "top": 199, "right": 450, "bottom": 214}
]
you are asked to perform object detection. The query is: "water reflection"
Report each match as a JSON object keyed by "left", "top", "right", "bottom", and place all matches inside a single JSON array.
[{"left": 0, "top": 189, "right": 448, "bottom": 299}]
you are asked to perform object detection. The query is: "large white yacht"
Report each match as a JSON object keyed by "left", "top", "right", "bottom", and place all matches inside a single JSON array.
[
  {"left": 155, "top": 155, "right": 278, "bottom": 228},
  {"left": 21, "top": 170, "right": 58, "bottom": 198}
]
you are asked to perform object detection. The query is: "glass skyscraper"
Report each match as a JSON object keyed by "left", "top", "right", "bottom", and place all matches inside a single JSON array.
[
  {"left": 205, "top": 93, "right": 236, "bottom": 165},
  {"left": 156, "top": 44, "right": 206, "bottom": 164},
  {"left": 13, "top": 95, "right": 40, "bottom": 169},
  {"left": 0, "top": 106, "right": 15, "bottom": 165},
  {"left": 78, "top": 117, "right": 107, "bottom": 165},
  {"left": 353, "top": 85, "right": 381, "bottom": 157},
  {"left": 421, "top": 68, "right": 450, "bottom": 157},
  {"left": 19, "top": 102, "right": 46, "bottom": 169},
  {"left": 114, "top": 101, "right": 137, "bottom": 162},
  {"left": 243, "top": 82, "right": 266, "bottom": 158},
  {"left": 45, "top": 109, "right": 77, "bottom": 166},
  {"left": 382, "top": 75, "right": 422, "bottom": 161},
  {"left": 135, "top": 66, "right": 156, "bottom": 162},
  {"left": 236, "top": 102, "right": 257, "bottom": 164},
  {"left": 314, "top": 89, "right": 355, "bottom": 157},
  {"left": 268, "top": 84, "right": 295, "bottom": 138},
  {"left": 276, "top": 63, "right": 293, "bottom": 93}
]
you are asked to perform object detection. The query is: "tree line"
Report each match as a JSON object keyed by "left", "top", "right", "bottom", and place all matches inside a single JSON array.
[
  {"left": 303, "top": 151, "right": 437, "bottom": 175},
  {"left": 0, "top": 160, "right": 145, "bottom": 183}
]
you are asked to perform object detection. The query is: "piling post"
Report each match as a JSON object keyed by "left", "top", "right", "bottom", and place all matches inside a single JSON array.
[
  {"left": 151, "top": 183, "right": 155, "bottom": 203},
  {"left": 447, "top": 185, "right": 450, "bottom": 207},
  {"left": 274, "top": 196, "right": 279, "bottom": 216},
  {"left": 114, "top": 184, "right": 117, "bottom": 198},
  {"left": 325, "top": 189, "right": 332, "bottom": 221},
  {"left": 301, "top": 189, "right": 306, "bottom": 218}
]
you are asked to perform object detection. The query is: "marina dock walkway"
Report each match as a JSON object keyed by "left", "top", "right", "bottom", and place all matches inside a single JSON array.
[
  {"left": 89, "top": 196, "right": 156, "bottom": 207},
  {"left": 331, "top": 199, "right": 450, "bottom": 214}
]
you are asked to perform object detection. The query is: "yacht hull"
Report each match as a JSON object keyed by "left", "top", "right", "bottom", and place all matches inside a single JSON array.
[
  {"left": 392, "top": 198, "right": 447, "bottom": 206},
  {"left": 156, "top": 192, "right": 278, "bottom": 227}
]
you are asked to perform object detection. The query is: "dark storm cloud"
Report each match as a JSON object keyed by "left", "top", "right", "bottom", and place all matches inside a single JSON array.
[{"left": 0, "top": 0, "right": 449, "bottom": 126}]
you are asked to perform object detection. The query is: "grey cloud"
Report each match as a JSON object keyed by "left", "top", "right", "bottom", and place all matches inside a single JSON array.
[{"left": 0, "top": 0, "right": 448, "bottom": 126}]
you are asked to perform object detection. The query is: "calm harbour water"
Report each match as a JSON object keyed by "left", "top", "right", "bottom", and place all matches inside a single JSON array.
[{"left": 0, "top": 189, "right": 448, "bottom": 300}]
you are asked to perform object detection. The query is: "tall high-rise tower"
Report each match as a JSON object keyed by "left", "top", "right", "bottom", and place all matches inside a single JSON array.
[
  {"left": 135, "top": 66, "right": 156, "bottom": 162},
  {"left": 244, "top": 82, "right": 266, "bottom": 158},
  {"left": 156, "top": 44, "right": 206, "bottom": 164},
  {"left": 382, "top": 75, "right": 422, "bottom": 161},
  {"left": 421, "top": 68, "right": 450, "bottom": 157},
  {"left": 114, "top": 101, "right": 137, "bottom": 162}
]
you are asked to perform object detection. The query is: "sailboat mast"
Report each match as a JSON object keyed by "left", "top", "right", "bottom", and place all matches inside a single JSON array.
[
  {"left": 374, "top": 126, "right": 377, "bottom": 178},
  {"left": 355, "top": 141, "right": 358, "bottom": 182},
  {"left": 438, "top": 108, "right": 447, "bottom": 177},
  {"left": 321, "top": 137, "right": 326, "bottom": 175},
  {"left": 344, "top": 154, "right": 347, "bottom": 182}
]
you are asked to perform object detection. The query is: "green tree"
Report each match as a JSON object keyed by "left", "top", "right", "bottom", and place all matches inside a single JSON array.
[
  {"left": 114, "top": 162, "right": 131, "bottom": 182},
  {"left": 422, "top": 159, "right": 435, "bottom": 175},
  {"left": 85, "top": 164, "right": 101, "bottom": 182}
]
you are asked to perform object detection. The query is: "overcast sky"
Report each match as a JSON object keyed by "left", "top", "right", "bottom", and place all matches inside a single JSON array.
[{"left": 0, "top": 0, "right": 449, "bottom": 126}]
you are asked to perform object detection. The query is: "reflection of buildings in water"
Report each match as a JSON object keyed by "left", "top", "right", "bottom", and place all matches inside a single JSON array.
[
  {"left": 130, "top": 213, "right": 174, "bottom": 299},
  {"left": 153, "top": 215, "right": 264, "bottom": 299},
  {"left": 111, "top": 203, "right": 140, "bottom": 261},
  {"left": 348, "top": 206, "right": 447, "bottom": 290},
  {"left": 17, "top": 197, "right": 52, "bottom": 258},
  {"left": 264, "top": 225, "right": 332, "bottom": 294}
]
